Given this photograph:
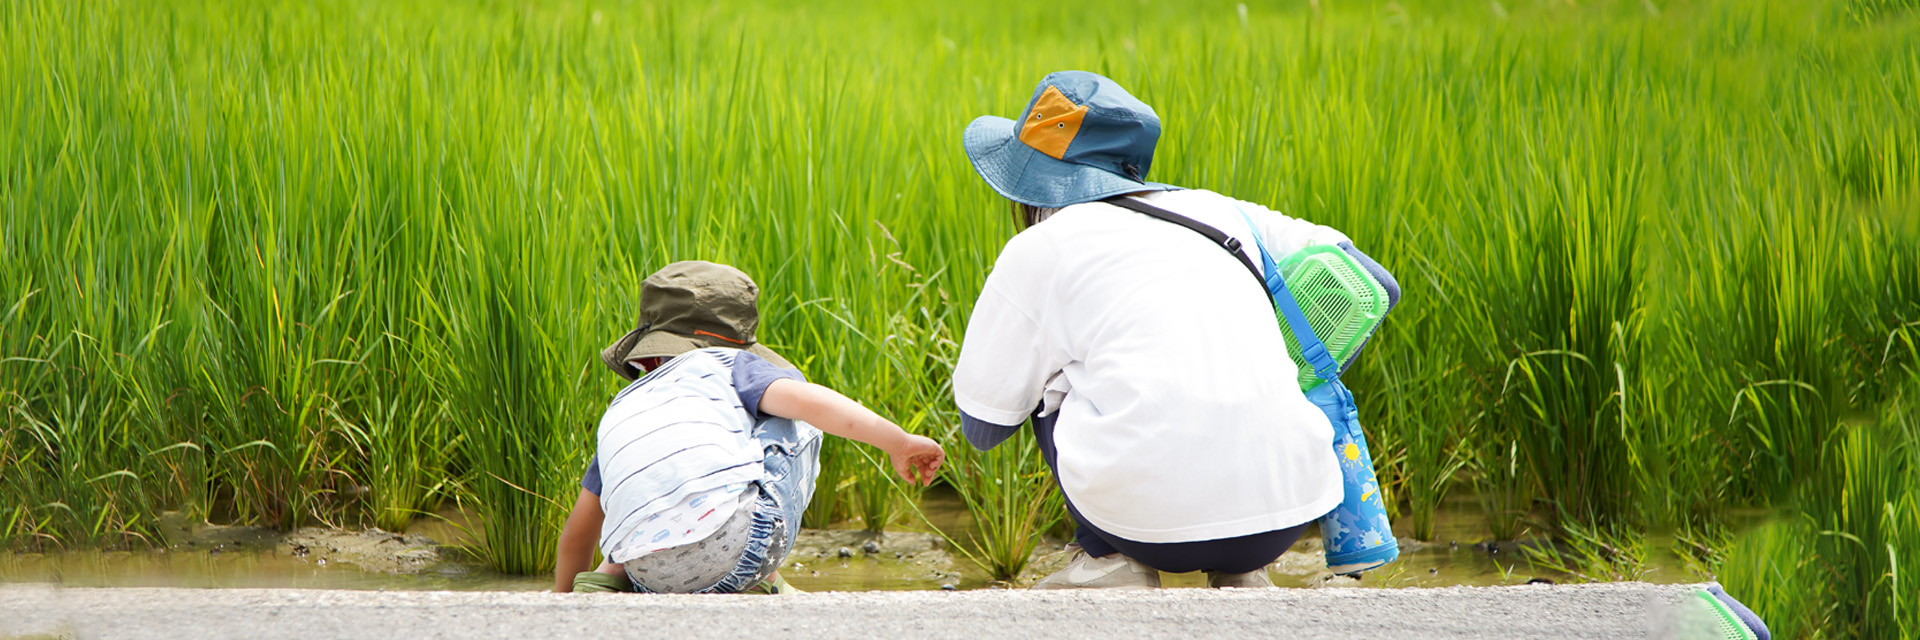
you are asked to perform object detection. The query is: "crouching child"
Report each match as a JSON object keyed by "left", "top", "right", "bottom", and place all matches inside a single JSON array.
[{"left": 553, "top": 261, "right": 944, "bottom": 594}]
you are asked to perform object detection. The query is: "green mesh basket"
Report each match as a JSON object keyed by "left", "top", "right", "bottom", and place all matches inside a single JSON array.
[{"left": 1275, "top": 245, "right": 1389, "bottom": 390}]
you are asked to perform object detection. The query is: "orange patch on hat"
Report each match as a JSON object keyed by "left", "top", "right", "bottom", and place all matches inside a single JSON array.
[
  {"left": 1018, "top": 86, "right": 1087, "bottom": 160},
  {"left": 692, "top": 329, "right": 746, "bottom": 345}
]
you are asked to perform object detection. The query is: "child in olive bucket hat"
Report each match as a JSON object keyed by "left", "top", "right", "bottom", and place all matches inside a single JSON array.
[{"left": 554, "top": 261, "right": 945, "bottom": 594}]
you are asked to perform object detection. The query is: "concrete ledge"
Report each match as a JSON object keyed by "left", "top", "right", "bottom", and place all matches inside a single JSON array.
[{"left": 1, "top": 583, "right": 1710, "bottom": 639}]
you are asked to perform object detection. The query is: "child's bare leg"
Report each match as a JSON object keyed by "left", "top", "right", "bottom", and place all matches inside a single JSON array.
[{"left": 596, "top": 561, "right": 624, "bottom": 575}]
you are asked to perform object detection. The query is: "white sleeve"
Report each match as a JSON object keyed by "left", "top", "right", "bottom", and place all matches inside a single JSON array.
[
  {"left": 1229, "top": 195, "right": 1352, "bottom": 259},
  {"left": 952, "top": 233, "right": 1061, "bottom": 427}
]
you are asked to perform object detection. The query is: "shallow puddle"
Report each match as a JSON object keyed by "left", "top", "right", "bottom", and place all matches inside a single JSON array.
[
  {"left": 2, "top": 492, "right": 1702, "bottom": 592},
  {"left": 0, "top": 547, "right": 550, "bottom": 592}
]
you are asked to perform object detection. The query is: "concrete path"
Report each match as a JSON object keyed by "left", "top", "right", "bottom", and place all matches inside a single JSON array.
[{"left": 1, "top": 583, "right": 1721, "bottom": 639}]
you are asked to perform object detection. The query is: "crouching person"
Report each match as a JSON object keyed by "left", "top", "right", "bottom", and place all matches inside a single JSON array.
[{"left": 553, "top": 261, "right": 944, "bottom": 594}]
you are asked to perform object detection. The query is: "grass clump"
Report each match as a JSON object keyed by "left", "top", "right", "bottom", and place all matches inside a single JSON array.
[{"left": 1718, "top": 388, "right": 1920, "bottom": 638}]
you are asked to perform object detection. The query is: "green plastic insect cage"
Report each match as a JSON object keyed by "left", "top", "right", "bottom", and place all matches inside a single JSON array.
[{"left": 1275, "top": 245, "right": 1389, "bottom": 390}]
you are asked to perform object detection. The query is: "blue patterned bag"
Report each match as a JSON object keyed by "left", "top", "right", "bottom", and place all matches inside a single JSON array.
[
  {"left": 1231, "top": 211, "right": 1399, "bottom": 574},
  {"left": 1304, "top": 378, "right": 1398, "bottom": 572}
]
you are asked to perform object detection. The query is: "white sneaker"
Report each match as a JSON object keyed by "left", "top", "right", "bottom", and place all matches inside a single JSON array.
[{"left": 1031, "top": 544, "right": 1160, "bottom": 590}]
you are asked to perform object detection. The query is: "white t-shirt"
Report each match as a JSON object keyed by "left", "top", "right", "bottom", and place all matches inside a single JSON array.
[{"left": 952, "top": 189, "right": 1349, "bottom": 543}]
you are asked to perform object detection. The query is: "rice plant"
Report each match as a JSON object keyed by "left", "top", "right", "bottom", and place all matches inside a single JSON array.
[
  {"left": 1715, "top": 520, "right": 1825, "bottom": 639},
  {"left": 928, "top": 428, "right": 1062, "bottom": 583},
  {"left": 1718, "top": 386, "right": 1920, "bottom": 638},
  {"left": 1365, "top": 319, "right": 1470, "bottom": 541},
  {"left": 1521, "top": 521, "right": 1654, "bottom": 584},
  {"left": 4, "top": 0, "right": 1919, "bottom": 599}
]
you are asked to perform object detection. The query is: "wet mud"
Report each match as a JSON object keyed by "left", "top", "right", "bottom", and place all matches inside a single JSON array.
[{"left": 5, "top": 496, "right": 1704, "bottom": 592}]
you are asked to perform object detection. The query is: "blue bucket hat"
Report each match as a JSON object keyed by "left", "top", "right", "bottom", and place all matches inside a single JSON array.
[{"left": 962, "top": 71, "right": 1178, "bottom": 208}]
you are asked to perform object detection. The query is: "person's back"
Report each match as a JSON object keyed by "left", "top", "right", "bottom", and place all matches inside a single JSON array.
[
  {"left": 957, "top": 187, "right": 1344, "bottom": 544},
  {"left": 954, "top": 70, "right": 1392, "bottom": 588},
  {"left": 553, "top": 261, "right": 943, "bottom": 594},
  {"left": 596, "top": 348, "right": 792, "bottom": 567}
]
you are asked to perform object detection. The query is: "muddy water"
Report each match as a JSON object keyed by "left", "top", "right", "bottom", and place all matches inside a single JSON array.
[
  {"left": 1256, "top": 494, "right": 1704, "bottom": 590},
  {"left": 1, "top": 492, "right": 1701, "bottom": 592},
  {"left": 0, "top": 513, "right": 549, "bottom": 592}
]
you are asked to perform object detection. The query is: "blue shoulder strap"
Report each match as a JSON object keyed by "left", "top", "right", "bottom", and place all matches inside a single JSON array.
[
  {"left": 1234, "top": 207, "right": 1341, "bottom": 384},
  {"left": 1103, "top": 195, "right": 1341, "bottom": 385}
]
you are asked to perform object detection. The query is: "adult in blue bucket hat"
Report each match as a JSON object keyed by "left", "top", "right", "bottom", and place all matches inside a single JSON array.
[
  {"left": 951, "top": 71, "right": 1402, "bottom": 589},
  {"left": 960, "top": 71, "right": 1178, "bottom": 209}
]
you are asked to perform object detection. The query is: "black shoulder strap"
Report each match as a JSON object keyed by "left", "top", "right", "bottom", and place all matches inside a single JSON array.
[{"left": 1102, "top": 196, "right": 1268, "bottom": 293}]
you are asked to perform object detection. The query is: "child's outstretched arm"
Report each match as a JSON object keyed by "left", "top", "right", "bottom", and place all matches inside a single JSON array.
[
  {"left": 552, "top": 488, "right": 603, "bottom": 592},
  {"left": 757, "top": 379, "right": 945, "bottom": 485}
]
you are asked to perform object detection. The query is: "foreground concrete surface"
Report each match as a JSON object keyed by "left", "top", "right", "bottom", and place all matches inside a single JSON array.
[{"left": 2, "top": 583, "right": 1718, "bottom": 639}]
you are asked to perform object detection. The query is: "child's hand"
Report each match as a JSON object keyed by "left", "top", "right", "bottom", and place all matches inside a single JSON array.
[{"left": 889, "top": 434, "right": 945, "bottom": 486}]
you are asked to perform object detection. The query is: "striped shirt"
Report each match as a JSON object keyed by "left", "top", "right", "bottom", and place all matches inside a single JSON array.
[{"left": 593, "top": 348, "right": 803, "bottom": 563}]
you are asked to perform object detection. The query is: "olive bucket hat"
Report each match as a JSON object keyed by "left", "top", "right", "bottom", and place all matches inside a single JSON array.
[
  {"left": 962, "top": 70, "right": 1178, "bottom": 209},
  {"left": 600, "top": 261, "right": 795, "bottom": 381}
]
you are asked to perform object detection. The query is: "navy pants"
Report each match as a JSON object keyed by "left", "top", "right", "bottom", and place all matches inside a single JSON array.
[{"left": 1033, "top": 412, "right": 1310, "bottom": 574}]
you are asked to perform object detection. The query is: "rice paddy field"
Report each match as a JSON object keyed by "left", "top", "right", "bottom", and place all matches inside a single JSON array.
[{"left": 3, "top": 0, "right": 1918, "bottom": 635}]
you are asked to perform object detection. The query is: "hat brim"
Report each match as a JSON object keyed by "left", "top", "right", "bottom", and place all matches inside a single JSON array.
[
  {"left": 962, "top": 115, "right": 1176, "bottom": 209},
  {"left": 602, "top": 328, "right": 797, "bottom": 380}
]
